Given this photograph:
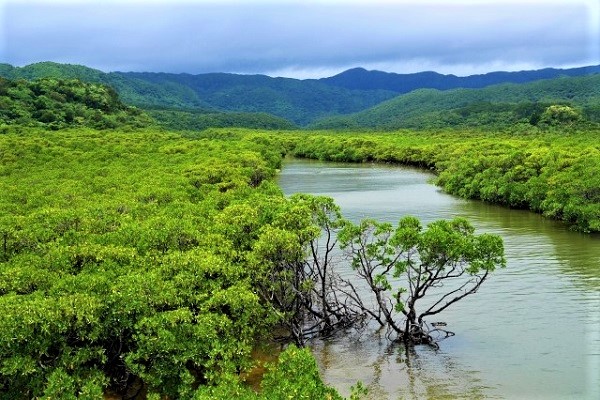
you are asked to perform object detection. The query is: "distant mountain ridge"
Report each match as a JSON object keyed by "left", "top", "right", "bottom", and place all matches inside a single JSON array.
[
  {"left": 319, "top": 65, "right": 600, "bottom": 93},
  {"left": 1, "top": 61, "right": 599, "bottom": 127},
  {"left": 0, "top": 62, "right": 397, "bottom": 125},
  {"left": 311, "top": 74, "right": 600, "bottom": 130}
]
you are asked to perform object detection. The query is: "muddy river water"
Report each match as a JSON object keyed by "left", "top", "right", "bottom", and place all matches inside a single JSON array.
[{"left": 277, "top": 158, "right": 600, "bottom": 400}]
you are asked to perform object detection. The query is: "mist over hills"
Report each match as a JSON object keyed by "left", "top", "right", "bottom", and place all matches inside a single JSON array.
[{"left": 1, "top": 61, "right": 599, "bottom": 129}]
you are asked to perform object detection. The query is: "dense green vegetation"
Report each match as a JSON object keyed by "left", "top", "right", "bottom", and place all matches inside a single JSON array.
[
  {"left": 0, "top": 124, "right": 512, "bottom": 398},
  {"left": 0, "top": 76, "right": 298, "bottom": 132},
  {"left": 122, "top": 71, "right": 396, "bottom": 125},
  {"left": 148, "top": 108, "right": 297, "bottom": 131},
  {"left": 4, "top": 62, "right": 597, "bottom": 128},
  {"left": 311, "top": 74, "right": 600, "bottom": 130},
  {"left": 0, "top": 127, "right": 372, "bottom": 398},
  {"left": 287, "top": 129, "right": 600, "bottom": 232},
  {"left": 0, "top": 63, "right": 212, "bottom": 110},
  {"left": 0, "top": 78, "right": 152, "bottom": 130},
  {"left": 0, "top": 62, "right": 396, "bottom": 125},
  {"left": 2, "top": 60, "right": 598, "bottom": 398}
]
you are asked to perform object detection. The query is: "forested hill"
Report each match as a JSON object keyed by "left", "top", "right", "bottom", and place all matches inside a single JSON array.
[
  {"left": 2, "top": 61, "right": 599, "bottom": 127},
  {"left": 318, "top": 65, "right": 600, "bottom": 93},
  {"left": 0, "top": 77, "right": 153, "bottom": 130},
  {"left": 0, "top": 63, "right": 219, "bottom": 110},
  {"left": 0, "top": 62, "right": 397, "bottom": 126},
  {"left": 311, "top": 74, "right": 600, "bottom": 130}
]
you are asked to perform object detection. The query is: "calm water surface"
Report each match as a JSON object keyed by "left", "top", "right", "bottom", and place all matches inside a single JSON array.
[{"left": 277, "top": 158, "right": 600, "bottom": 400}]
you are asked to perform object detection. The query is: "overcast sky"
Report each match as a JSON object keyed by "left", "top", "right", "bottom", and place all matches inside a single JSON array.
[{"left": 1, "top": 0, "right": 599, "bottom": 78}]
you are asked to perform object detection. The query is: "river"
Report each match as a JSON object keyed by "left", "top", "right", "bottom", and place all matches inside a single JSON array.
[{"left": 276, "top": 158, "right": 600, "bottom": 400}]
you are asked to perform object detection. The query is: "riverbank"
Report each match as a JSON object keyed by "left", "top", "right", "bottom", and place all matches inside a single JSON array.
[{"left": 278, "top": 129, "right": 600, "bottom": 233}]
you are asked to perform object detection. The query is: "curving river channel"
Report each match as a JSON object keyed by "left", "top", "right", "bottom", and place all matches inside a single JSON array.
[{"left": 276, "top": 158, "right": 600, "bottom": 400}]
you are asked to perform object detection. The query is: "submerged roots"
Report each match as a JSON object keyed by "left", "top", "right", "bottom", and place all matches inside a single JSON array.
[{"left": 401, "top": 321, "right": 455, "bottom": 350}]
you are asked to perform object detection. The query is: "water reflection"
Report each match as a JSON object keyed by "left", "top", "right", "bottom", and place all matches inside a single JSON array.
[
  {"left": 277, "top": 158, "right": 600, "bottom": 399},
  {"left": 312, "top": 329, "right": 494, "bottom": 400}
]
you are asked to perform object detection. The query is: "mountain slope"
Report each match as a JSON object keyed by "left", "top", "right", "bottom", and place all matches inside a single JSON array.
[
  {"left": 0, "top": 62, "right": 107, "bottom": 81},
  {"left": 0, "top": 63, "right": 214, "bottom": 110},
  {"left": 319, "top": 65, "right": 600, "bottom": 93},
  {"left": 311, "top": 74, "right": 600, "bottom": 130},
  {"left": 0, "top": 77, "right": 153, "bottom": 130},
  {"left": 3, "top": 61, "right": 599, "bottom": 127},
  {"left": 118, "top": 71, "right": 397, "bottom": 125},
  {"left": 0, "top": 62, "right": 397, "bottom": 125}
]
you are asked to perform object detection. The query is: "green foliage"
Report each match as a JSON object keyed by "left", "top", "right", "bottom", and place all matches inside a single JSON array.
[
  {"left": 285, "top": 129, "right": 600, "bottom": 232},
  {"left": 338, "top": 216, "right": 505, "bottom": 342},
  {"left": 539, "top": 105, "right": 582, "bottom": 126},
  {"left": 2, "top": 123, "right": 594, "bottom": 397},
  {"left": 311, "top": 74, "right": 600, "bottom": 130},
  {"left": 193, "top": 345, "right": 366, "bottom": 399},
  {"left": 0, "top": 77, "right": 153, "bottom": 130},
  {"left": 148, "top": 108, "right": 297, "bottom": 131},
  {"left": 1, "top": 62, "right": 396, "bottom": 126},
  {"left": 0, "top": 128, "right": 344, "bottom": 398},
  {"left": 259, "top": 345, "right": 343, "bottom": 399},
  {"left": 3, "top": 62, "right": 599, "bottom": 128}
]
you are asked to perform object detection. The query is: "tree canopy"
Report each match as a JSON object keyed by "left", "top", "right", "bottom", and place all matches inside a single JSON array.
[
  {"left": 0, "top": 77, "right": 153, "bottom": 130},
  {"left": 0, "top": 128, "right": 354, "bottom": 398}
]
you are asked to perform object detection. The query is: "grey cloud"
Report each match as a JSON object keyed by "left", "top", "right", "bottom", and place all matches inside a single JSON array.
[{"left": 2, "top": 1, "right": 596, "bottom": 77}]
